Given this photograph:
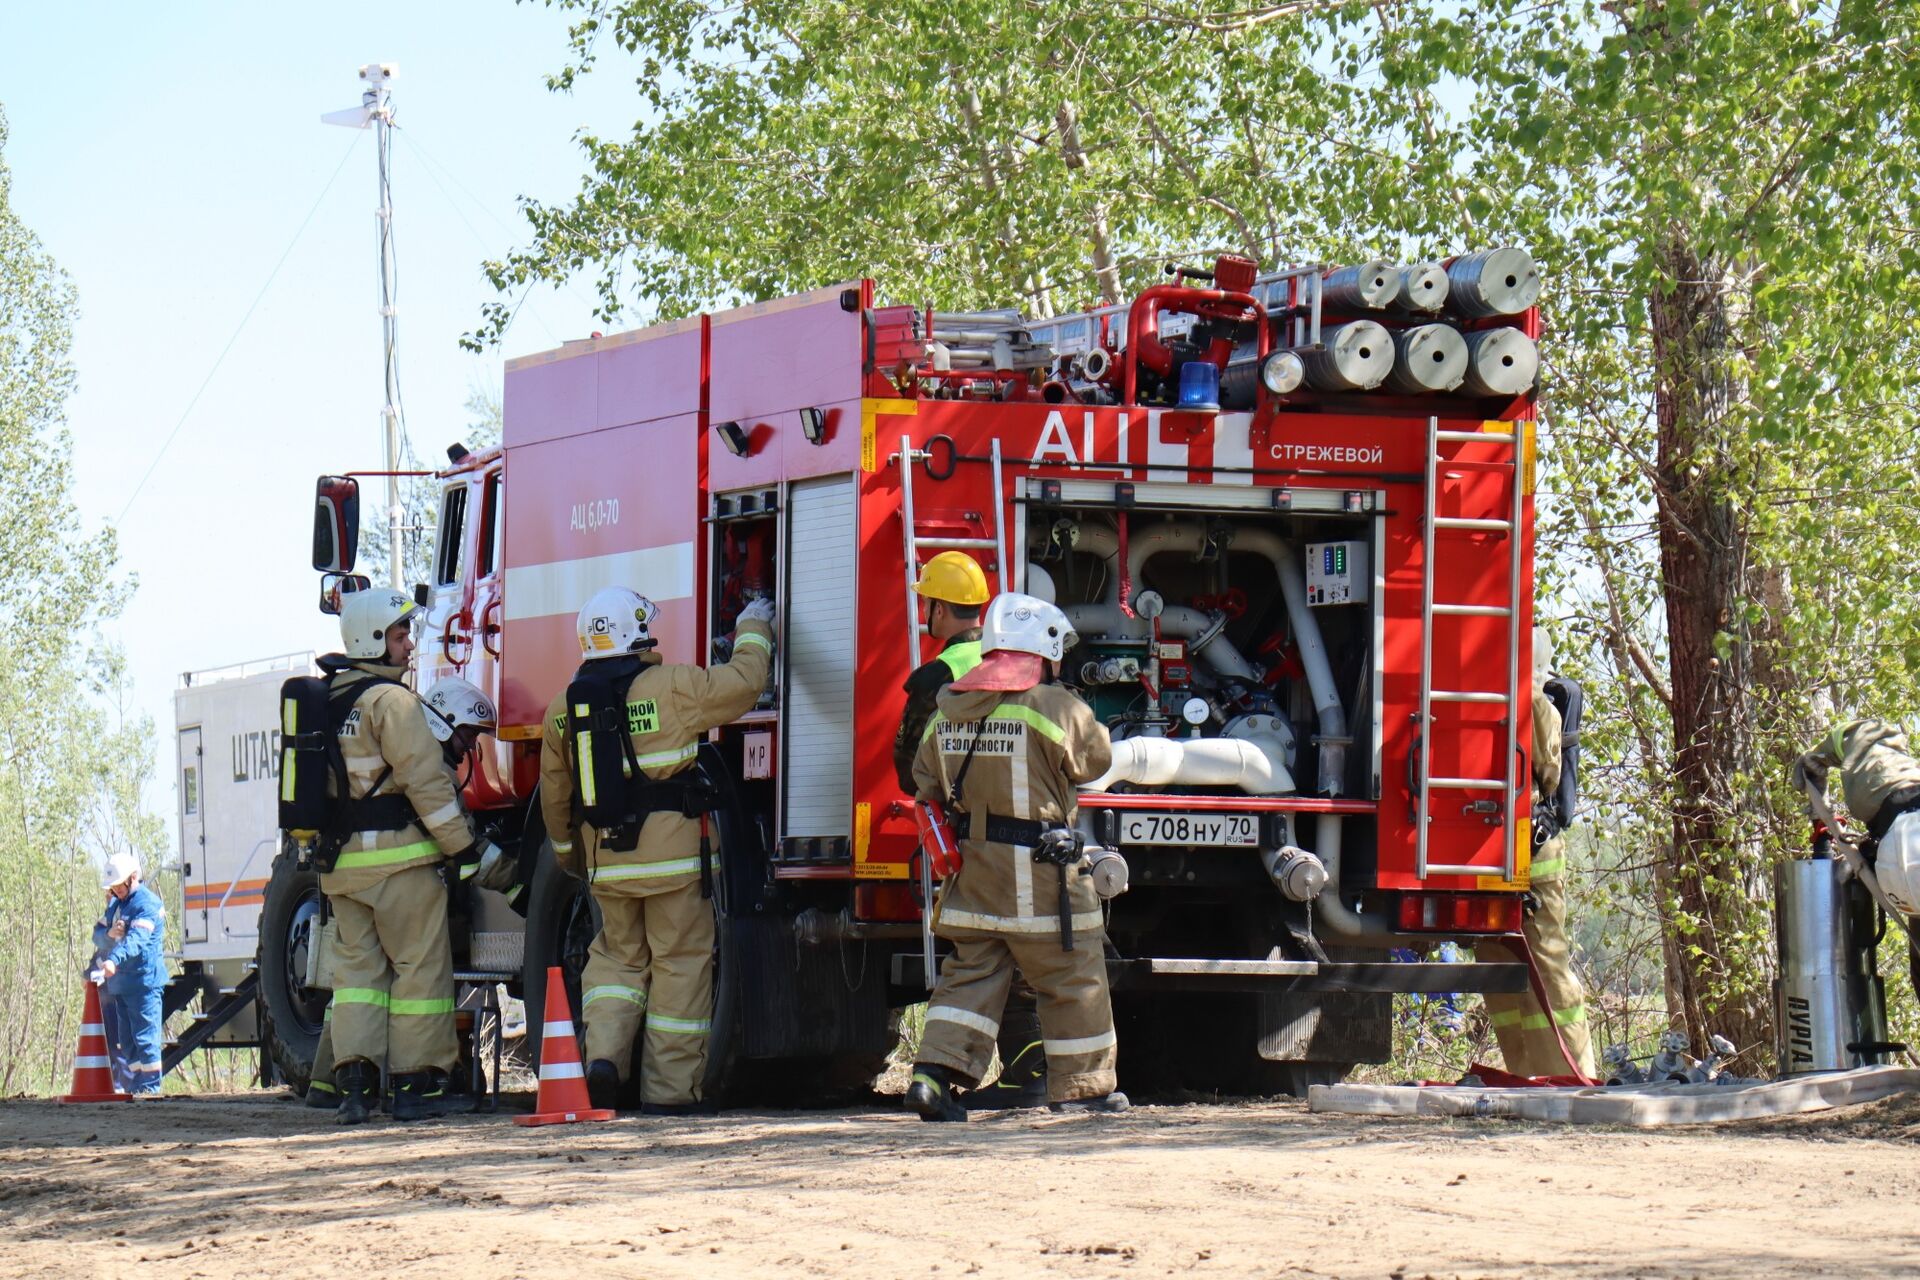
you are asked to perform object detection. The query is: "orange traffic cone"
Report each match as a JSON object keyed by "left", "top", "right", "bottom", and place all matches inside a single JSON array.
[
  {"left": 515, "top": 967, "right": 615, "bottom": 1127},
  {"left": 60, "top": 983, "right": 130, "bottom": 1104}
]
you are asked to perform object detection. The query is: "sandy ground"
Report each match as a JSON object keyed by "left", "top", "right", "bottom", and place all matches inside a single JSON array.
[{"left": 3, "top": 1091, "right": 1918, "bottom": 1280}]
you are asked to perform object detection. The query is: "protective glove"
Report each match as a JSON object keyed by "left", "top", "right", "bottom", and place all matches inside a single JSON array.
[
  {"left": 1033, "top": 828, "right": 1088, "bottom": 867},
  {"left": 99, "top": 960, "right": 117, "bottom": 979},
  {"left": 1789, "top": 752, "right": 1827, "bottom": 797},
  {"left": 738, "top": 596, "right": 776, "bottom": 626},
  {"left": 473, "top": 839, "right": 517, "bottom": 893}
]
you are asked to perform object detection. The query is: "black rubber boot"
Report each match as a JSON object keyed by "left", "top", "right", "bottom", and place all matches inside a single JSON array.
[
  {"left": 390, "top": 1070, "right": 477, "bottom": 1121},
  {"left": 586, "top": 1059, "right": 621, "bottom": 1112},
  {"left": 1048, "top": 1090, "right": 1131, "bottom": 1115},
  {"left": 964, "top": 1038, "right": 1049, "bottom": 1110},
  {"left": 640, "top": 1099, "right": 718, "bottom": 1117},
  {"left": 904, "top": 1064, "right": 968, "bottom": 1123},
  {"left": 304, "top": 1079, "right": 340, "bottom": 1111},
  {"left": 334, "top": 1062, "right": 375, "bottom": 1126}
]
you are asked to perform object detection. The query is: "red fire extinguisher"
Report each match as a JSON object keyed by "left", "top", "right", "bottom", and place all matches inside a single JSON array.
[{"left": 914, "top": 801, "right": 963, "bottom": 878}]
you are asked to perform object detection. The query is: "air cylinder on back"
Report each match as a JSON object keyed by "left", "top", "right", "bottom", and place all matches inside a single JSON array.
[
  {"left": 1296, "top": 321, "right": 1394, "bottom": 392},
  {"left": 1460, "top": 326, "right": 1539, "bottom": 396},
  {"left": 1446, "top": 247, "right": 1541, "bottom": 318},
  {"left": 1386, "top": 323, "right": 1468, "bottom": 393}
]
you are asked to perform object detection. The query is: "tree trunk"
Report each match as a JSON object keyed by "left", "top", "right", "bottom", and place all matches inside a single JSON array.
[{"left": 1650, "top": 227, "right": 1775, "bottom": 1061}]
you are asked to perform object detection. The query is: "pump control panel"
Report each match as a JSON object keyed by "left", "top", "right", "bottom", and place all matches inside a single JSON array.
[{"left": 1305, "top": 540, "right": 1369, "bottom": 606}]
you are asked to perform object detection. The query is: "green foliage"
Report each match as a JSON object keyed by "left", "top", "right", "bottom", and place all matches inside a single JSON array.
[
  {"left": 0, "top": 104, "right": 166, "bottom": 1095},
  {"left": 488, "top": 2, "right": 1920, "bottom": 1063}
]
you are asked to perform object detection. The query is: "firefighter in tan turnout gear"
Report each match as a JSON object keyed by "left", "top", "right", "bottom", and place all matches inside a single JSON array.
[
  {"left": 539, "top": 586, "right": 774, "bottom": 1114},
  {"left": 317, "top": 591, "right": 500, "bottom": 1123},
  {"left": 906, "top": 593, "right": 1128, "bottom": 1120},
  {"left": 306, "top": 675, "right": 504, "bottom": 1110},
  {"left": 1481, "top": 631, "right": 1596, "bottom": 1078}
]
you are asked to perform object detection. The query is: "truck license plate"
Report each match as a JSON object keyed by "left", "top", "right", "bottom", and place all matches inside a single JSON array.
[{"left": 1119, "top": 812, "right": 1259, "bottom": 847}]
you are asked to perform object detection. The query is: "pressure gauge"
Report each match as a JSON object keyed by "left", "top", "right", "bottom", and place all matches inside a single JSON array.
[{"left": 1181, "top": 696, "right": 1210, "bottom": 726}]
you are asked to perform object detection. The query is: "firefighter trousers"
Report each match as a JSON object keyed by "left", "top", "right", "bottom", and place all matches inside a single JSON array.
[
  {"left": 917, "top": 931, "right": 1117, "bottom": 1103},
  {"left": 327, "top": 863, "right": 459, "bottom": 1076},
  {"left": 581, "top": 879, "right": 714, "bottom": 1104},
  {"left": 1482, "top": 872, "right": 1596, "bottom": 1078}
]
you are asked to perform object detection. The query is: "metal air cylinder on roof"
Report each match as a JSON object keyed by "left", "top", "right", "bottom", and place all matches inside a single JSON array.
[
  {"left": 1397, "top": 261, "right": 1451, "bottom": 313},
  {"left": 1460, "top": 326, "right": 1539, "bottom": 396},
  {"left": 1385, "top": 323, "right": 1469, "bottom": 393},
  {"left": 1320, "top": 260, "right": 1403, "bottom": 312},
  {"left": 1445, "top": 247, "right": 1542, "bottom": 317},
  {"left": 1296, "top": 320, "right": 1394, "bottom": 392}
]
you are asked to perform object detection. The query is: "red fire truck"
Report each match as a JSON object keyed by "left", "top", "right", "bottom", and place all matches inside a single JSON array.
[{"left": 264, "top": 251, "right": 1545, "bottom": 1098}]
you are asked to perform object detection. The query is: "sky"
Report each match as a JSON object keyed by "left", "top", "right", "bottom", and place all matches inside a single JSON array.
[{"left": 2, "top": 3, "right": 651, "bottom": 838}]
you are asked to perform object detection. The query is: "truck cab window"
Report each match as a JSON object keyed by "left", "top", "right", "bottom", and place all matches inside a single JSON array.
[
  {"left": 476, "top": 473, "right": 501, "bottom": 579},
  {"left": 434, "top": 485, "right": 468, "bottom": 586}
]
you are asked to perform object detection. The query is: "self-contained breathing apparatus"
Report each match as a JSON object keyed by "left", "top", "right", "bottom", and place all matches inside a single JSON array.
[
  {"left": 1533, "top": 675, "right": 1583, "bottom": 849},
  {"left": 279, "top": 669, "right": 418, "bottom": 873},
  {"left": 563, "top": 658, "right": 719, "bottom": 894}
]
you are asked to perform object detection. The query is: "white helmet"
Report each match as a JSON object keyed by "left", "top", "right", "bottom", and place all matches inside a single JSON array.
[
  {"left": 422, "top": 676, "right": 498, "bottom": 743},
  {"left": 954, "top": 593, "right": 1077, "bottom": 692},
  {"left": 576, "top": 586, "right": 660, "bottom": 661},
  {"left": 982, "top": 592, "right": 1077, "bottom": 661},
  {"left": 340, "top": 588, "right": 423, "bottom": 660},
  {"left": 101, "top": 850, "right": 141, "bottom": 890},
  {"left": 1533, "top": 625, "right": 1554, "bottom": 689}
]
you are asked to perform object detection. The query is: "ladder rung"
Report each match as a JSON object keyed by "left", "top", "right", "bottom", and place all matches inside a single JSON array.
[
  {"left": 1437, "top": 429, "right": 1516, "bottom": 444},
  {"left": 1424, "top": 863, "right": 1505, "bottom": 878},
  {"left": 913, "top": 537, "right": 996, "bottom": 550},
  {"left": 1428, "top": 777, "right": 1506, "bottom": 790},
  {"left": 1431, "top": 691, "right": 1510, "bottom": 704},
  {"left": 1433, "top": 603, "right": 1512, "bottom": 617},
  {"left": 1433, "top": 517, "right": 1511, "bottom": 532}
]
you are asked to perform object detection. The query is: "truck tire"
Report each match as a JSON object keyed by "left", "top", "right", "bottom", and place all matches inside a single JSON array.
[
  {"left": 255, "top": 848, "right": 330, "bottom": 1093},
  {"left": 522, "top": 831, "right": 601, "bottom": 1071}
]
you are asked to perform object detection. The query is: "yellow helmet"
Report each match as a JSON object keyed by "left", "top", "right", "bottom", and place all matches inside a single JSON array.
[{"left": 912, "top": 551, "right": 990, "bottom": 606}]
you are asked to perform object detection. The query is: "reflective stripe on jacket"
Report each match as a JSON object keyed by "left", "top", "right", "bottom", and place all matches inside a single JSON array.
[
  {"left": 319, "top": 660, "right": 475, "bottom": 895},
  {"left": 539, "top": 619, "right": 773, "bottom": 890},
  {"left": 910, "top": 681, "right": 1113, "bottom": 936}
]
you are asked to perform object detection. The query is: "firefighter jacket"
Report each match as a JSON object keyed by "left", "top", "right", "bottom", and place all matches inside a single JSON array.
[
  {"left": 911, "top": 682, "right": 1113, "bottom": 937},
  {"left": 539, "top": 619, "right": 773, "bottom": 892},
  {"left": 892, "top": 627, "right": 984, "bottom": 792},
  {"left": 92, "top": 884, "right": 167, "bottom": 994},
  {"left": 318, "top": 659, "right": 477, "bottom": 896},
  {"left": 1529, "top": 690, "right": 1566, "bottom": 881},
  {"left": 1793, "top": 719, "right": 1920, "bottom": 835}
]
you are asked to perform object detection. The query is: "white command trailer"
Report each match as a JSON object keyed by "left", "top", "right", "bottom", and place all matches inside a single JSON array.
[{"left": 166, "top": 652, "right": 315, "bottom": 1078}]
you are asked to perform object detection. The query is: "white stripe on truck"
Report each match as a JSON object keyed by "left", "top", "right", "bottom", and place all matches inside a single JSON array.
[{"left": 504, "top": 544, "right": 695, "bottom": 622}]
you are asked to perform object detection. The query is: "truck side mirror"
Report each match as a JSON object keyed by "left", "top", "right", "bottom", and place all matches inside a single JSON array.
[
  {"left": 313, "top": 475, "right": 361, "bottom": 573},
  {"left": 320, "top": 572, "right": 371, "bottom": 615}
]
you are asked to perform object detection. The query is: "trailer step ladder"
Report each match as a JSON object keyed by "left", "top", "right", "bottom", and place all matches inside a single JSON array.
[
  {"left": 894, "top": 433, "right": 1008, "bottom": 987},
  {"left": 1415, "top": 416, "right": 1525, "bottom": 881}
]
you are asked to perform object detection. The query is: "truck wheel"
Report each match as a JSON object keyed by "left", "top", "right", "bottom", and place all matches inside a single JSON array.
[
  {"left": 255, "top": 848, "right": 329, "bottom": 1092},
  {"left": 522, "top": 833, "right": 601, "bottom": 1067}
]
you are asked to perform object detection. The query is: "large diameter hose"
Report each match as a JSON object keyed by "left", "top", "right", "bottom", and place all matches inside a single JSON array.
[{"left": 1082, "top": 733, "right": 1294, "bottom": 795}]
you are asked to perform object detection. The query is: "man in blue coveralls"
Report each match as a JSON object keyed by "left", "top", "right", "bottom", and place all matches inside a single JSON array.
[{"left": 91, "top": 851, "right": 169, "bottom": 1095}]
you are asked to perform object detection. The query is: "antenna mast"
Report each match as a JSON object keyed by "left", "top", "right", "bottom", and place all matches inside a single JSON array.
[{"left": 324, "top": 62, "right": 405, "bottom": 589}]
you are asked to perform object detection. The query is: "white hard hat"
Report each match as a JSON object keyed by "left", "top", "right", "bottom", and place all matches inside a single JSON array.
[
  {"left": 340, "top": 588, "right": 423, "bottom": 660},
  {"left": 954, "top": 593, "right": 1077, "bottom": 692},
  {"left": 1533, "top": 625, "right": 1554, "bottom": 688},
  {"left": 422, "top": 676, "right": 498, "bottom": 743},
  {"left": 576, "top": 586, "right": 660, "bottom": 661},
  {"left": 1878, "top": 811, "right": 1920, "bottom": 919},
  {"left": 102, "top": 850, "right": 140, "bottom": 889}
]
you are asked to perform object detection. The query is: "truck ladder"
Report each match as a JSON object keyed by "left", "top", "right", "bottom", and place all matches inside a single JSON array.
[
  {"left": 1415, "top": 416, "right": 1525, "bottom": 881},
  {"left": 894, "top": 433, "right": 1008, "bottom": 987}
]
